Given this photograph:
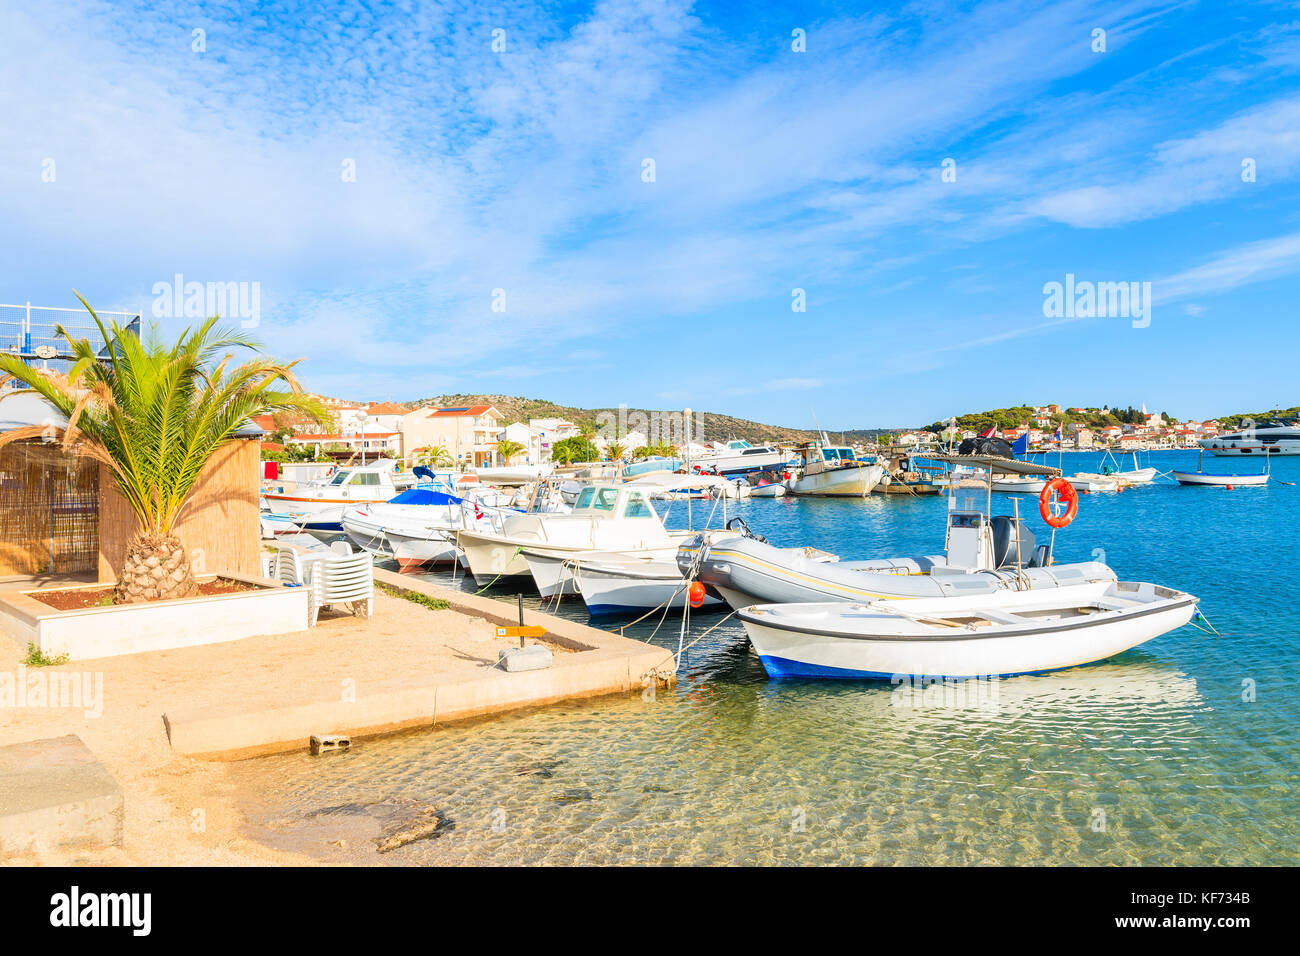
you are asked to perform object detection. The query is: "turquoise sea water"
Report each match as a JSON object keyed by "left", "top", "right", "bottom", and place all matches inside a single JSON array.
[{"left": 234, "top": 451, "right": 1299, "bottom": 865}]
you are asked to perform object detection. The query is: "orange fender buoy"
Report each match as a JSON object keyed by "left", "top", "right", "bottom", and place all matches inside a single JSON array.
[{"left": 688, "top": 581, "right": 706, "bottom": 608}]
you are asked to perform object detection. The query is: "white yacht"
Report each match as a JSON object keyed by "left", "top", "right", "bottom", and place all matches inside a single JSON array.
[
  {"left": 261, "top": 460, "right": 412, "bottom": 517},
  {"left": 1199, "top": 422, "right": 1300, "bottom": 456},
  {"left": 690, "top": 440, "right": 796, "bottom": 476}
]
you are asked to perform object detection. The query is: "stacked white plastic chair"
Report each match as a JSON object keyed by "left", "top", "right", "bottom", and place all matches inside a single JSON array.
[
  {"left": 306, "top": 543, "right": 374, "bottom": 626},
  {"left": 274, "top": 545, "right": 374, "bottom": 626}
]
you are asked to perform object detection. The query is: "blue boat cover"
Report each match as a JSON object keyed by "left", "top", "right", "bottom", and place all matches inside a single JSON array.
[{"left": 388, "top": 488, "right": 462, "bottom": 506}]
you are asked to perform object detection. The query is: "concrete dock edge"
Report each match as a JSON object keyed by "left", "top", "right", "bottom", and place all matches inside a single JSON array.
[{"left": 162, "top": 568, "right": 675, "bottom": 760}]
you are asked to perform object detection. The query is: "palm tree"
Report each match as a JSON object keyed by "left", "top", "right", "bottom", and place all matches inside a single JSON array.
[
  {"left": 605, "top": 442, "right": 626, "bottom": 462},
  {"left": 495, "top": 439, "right": 526, "bottom": 465},
  {"left": 0, "top": 295, "right": 327, "bottom": 603},
  {"left": 415, "top": 445, "right": 453, "bottom": 469}
]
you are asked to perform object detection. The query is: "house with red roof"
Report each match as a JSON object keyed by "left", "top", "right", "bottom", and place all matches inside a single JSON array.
[{"left": 400, "top": 404, "right": 505, "bottom": 467}]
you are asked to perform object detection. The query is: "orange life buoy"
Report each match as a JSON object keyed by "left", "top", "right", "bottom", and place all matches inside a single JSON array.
[{"left": 1039, "top": 477, "right": 1078, "bottom": 528}]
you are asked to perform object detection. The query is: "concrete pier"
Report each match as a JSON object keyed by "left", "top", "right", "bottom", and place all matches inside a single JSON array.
[
  {"left": 162, "top": 569, "right": 675, "bottom": 760},
  {"left": 0, "top": 734, "right": 123, "bottom": 856}
]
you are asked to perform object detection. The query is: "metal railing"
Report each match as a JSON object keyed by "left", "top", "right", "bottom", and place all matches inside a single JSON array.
[{"left": 0, "top": 302, "right": 140, "bottom": 378}]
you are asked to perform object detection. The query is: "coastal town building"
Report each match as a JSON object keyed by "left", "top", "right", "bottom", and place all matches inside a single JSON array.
[
  {"left": 502, "top": 421, "right": 544, "bottom": 464},
  {"left": 402, "top": 404, "right": 505, "bottom": 468},
  {"left": 528, "top": 417, "right": 579, "bottom": 462}
]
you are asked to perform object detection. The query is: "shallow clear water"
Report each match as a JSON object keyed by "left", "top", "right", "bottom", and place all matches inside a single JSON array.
[{"left": 235, "top": 451, "right": 1300, "bottom": 864}]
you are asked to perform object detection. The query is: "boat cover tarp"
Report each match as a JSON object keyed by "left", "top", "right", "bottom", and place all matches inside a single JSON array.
[
  {"left": 388, "top": 488, "right": 462, "bottom": 506},
  {"left": 957, "top": 436, "right": 1014, "bottom": 458}
]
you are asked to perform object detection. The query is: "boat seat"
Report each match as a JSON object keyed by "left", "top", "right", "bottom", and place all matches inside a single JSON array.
[{"left": 1096, "top": 597, "right": 1142, "bottom": 611}]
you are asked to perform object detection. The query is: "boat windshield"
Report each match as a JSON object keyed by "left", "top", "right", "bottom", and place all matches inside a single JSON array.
[
  {"left": 574, "top": 487, "right": 596, "bottom": 510},
  {"left": 329, "top": 471, "right": 350, "bottom": 485},
  {"left": 593, "top": 488, "right": 619, "bottom": 512},
  {"left": 822, "top": 447, "right": 853, "bottom": 461},
  {"left": 622, "top": 491, "right": 655, "bottom": 518}
]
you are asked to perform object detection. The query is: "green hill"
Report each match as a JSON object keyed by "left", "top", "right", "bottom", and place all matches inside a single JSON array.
[{"left": 406, "top": 394, "right": 907, "bottom": 444}]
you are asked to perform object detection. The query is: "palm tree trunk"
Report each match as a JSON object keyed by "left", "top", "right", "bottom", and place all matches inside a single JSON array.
[{"left": 116, "top": 532, "right": 196, "bottom": 603}]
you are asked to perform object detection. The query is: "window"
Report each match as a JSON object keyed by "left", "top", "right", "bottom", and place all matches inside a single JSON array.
[
  {"left": 594, "top": 488, "right": 619, "bottom": 511},
  {"left": 349, "top": 472, "right": 381, "bottom": 485},
  {"left": 623, "top": 492, "right": 654, "bottom": 518},
  {"left": 575, "top": 488, "right": 596, "bottom": 510},
  {"left": 330, "top": 471, "right": 350, "bottom": 485}
]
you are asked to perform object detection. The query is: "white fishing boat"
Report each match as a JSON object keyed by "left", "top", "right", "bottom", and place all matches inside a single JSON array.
[
  {"left": 339, "top": 484, "right": 500, "bottom": 569},
  {"left": 261, "top": 460, "right": 412, "bottom": 517},
  {"left": 575, "top": 555, "right": 725, "bottom": 615},
  {"left": 514, "top": 474, "right": 733, "bottom": 596},
  {"left": 1173, "top": 470, "right": 1269, "bottom": 486},
  {"left": 456, "top": 480, "right": 703, "bottom": 586},
  {"left": 690, "top": 440, "right": 796, "bottom": 477},
  {"left": 990, "top": 475, "right": 1048, "bottom": 494},
  {"left": 751, "top": 480, "right": 787, "bottom": 498},
  {"left": 474, "top": 463, "right": 554, "bottom": 484},
  {"left": 737, "top": 579, "right": 1198, "bottom": 680},
  {"left": 1173, "top": 449, "right": 1269, "bottom": 486},
  {"left": 682, "top": 456, "right": 1124, "bottom": 611},
  {"left": 258, "top": 511, "right": 299, "bottom": 538},
  {"left": 520, "top": 546, "right": 669, "bottom": 601},
  {"left": 1066, "top": 475, "right": 1120, "bottom": 493},
  {"left": 1074, "top": 451, "right": 1158, "bottom": 487},
  {"left": 787, "top": 441, "right": 885, "bottom": 497}
]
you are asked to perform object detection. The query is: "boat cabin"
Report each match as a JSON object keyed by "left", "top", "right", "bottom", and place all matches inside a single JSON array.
[{"left": 794, "top": 442, "right": 861, "bottom": 476}]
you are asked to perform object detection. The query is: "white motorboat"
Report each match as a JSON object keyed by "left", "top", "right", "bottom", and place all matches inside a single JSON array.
[
  {"left": 456, "top": 481, "right": 699, "bottom": 585},
  {"left": 737, "top": 580, "right": 1198, "bottom": 680},
  {"left": 474, "top": 463, "right": 554, "bottom": 484},
  {"left": 787, "top": 441, "right": 885, "bottom": 497},
  {"left": 1200, "top": 421, "right": 1300, "bottom": 456},
  {"left": 682, "top": 456, "right": 1123, "bottom": 611},
  {"left": 262, "top": 460, "right": 413, "bottom": 517},
  {"left": 521, "top": 546, "right": 676, "bottom": 600},
  {"left": 990, "top": 475, "right": 1047, "bottom": 494},
  {"left": 689, "top": 440, "right": 797, "bottom": 477},
  {"left": 575, "top": 555, "right": 725, "bottom": 615},
  {"left": 339, "top": 485, "right": 501, "bottom": 569}
]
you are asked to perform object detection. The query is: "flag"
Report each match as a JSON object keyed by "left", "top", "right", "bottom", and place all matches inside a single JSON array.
[
  {"left": 979, "top": 426, "right": 997, "bottom": 438},
  {"left": 1012, "top": 432, "right": 1029, "bottom": 455},
  {"left": 1054, "top": 426, "right": 1062, "bottom": 442}
]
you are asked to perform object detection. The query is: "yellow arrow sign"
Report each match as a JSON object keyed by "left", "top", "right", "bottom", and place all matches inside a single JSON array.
[{"left": 496, "top": 625, "right": 546, "bottom": 638}]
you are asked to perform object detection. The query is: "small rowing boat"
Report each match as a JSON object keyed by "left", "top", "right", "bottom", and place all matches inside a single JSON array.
[
  {"left": 1172, "top": 449, "right": 1269, "bottom": 486},
  {"left": 737, "top": 580, "right": 1197, "bottom": 680}
]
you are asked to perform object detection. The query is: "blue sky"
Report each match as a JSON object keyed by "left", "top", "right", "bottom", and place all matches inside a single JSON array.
[{"left": 3, "top": 0, "right": 1299, "bottom": 428}]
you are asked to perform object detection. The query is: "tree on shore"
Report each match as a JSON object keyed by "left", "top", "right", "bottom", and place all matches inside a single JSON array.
[
  {"left": 495, "top": 439, "right": 526, "bottom": 465},
  {"left": 0, "top": 295, "right": 327, "bottom": 603}
]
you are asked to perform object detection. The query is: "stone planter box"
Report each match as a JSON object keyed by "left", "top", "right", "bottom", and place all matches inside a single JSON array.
[{"left": 0, "top": 573, "right": 310, "bottom": 661}]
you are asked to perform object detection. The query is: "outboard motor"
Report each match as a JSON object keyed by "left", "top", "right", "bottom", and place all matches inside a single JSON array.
[{"left": 990, "top": 516, "right": 1036, "bottom": 569}]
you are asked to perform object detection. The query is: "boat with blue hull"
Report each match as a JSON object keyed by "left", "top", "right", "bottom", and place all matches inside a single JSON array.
[{"left": 738, "top": 580, "right": 1198, "bottom": 680}]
